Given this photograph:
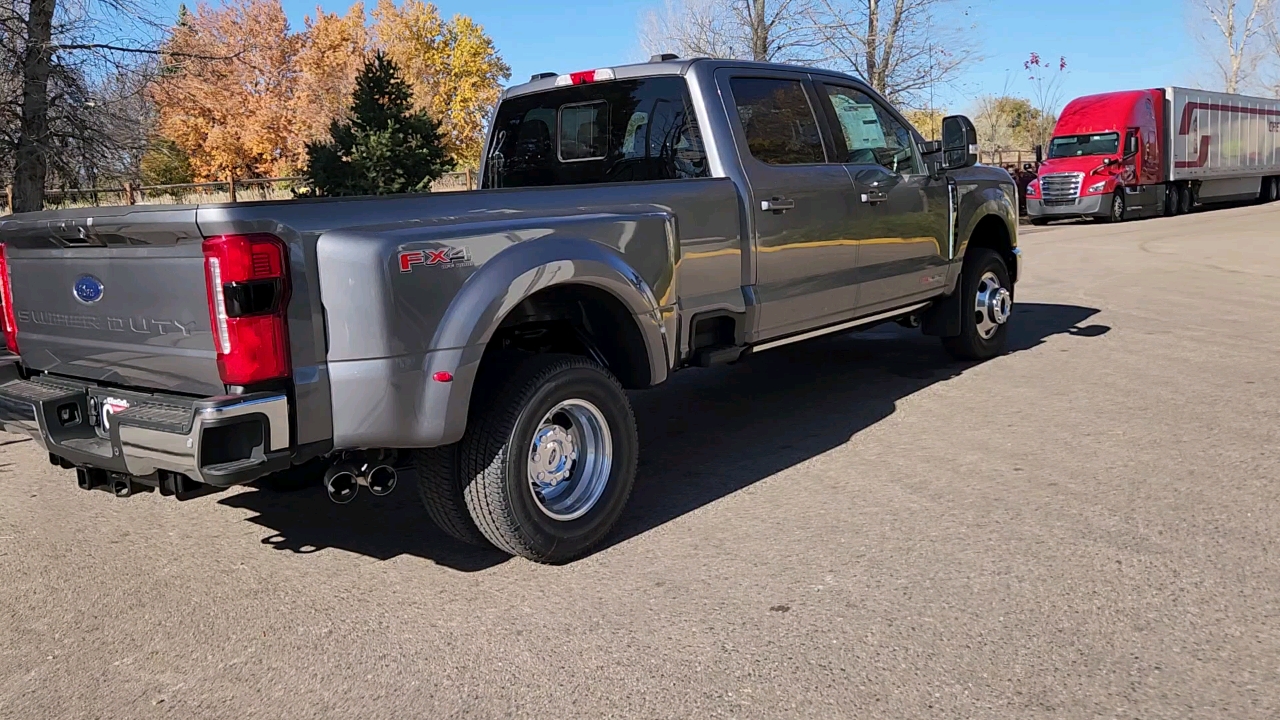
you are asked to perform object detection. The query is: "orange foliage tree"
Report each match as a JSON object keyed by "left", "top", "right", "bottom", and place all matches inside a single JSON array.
[
  {"left": 151, "top": 0, "right": 305, "bottom": 179},
  {"left": 150, "top": 0, "right": 508, "bottom": 180},
  {"left": 372, "top": 0, "right": 510, "bottom": 168}
]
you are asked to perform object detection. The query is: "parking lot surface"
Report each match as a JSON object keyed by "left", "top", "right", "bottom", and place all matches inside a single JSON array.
[{"left": 2, "top": 204, "right": 1279, "bottom": 719}]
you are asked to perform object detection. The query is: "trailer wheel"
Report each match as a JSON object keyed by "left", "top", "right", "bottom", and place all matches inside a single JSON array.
[
  {"left": 1178, "top": 185, "right": 1192, "bottom": 215},
  {"left": 1107, "top": 191, "right": 1126, "bottom": 223},
  {"left": 1266, "top": 178, "right": 1279, "bottom": 203},
  {"left": 455, "top": 354, "right": 638, "bottom": 563},
  {"left": 1164, "top": 185, "right": 1178, "bottom": 216}
]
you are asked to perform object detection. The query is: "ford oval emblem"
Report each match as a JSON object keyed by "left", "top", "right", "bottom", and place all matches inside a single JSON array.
[{"left": 74, "top": 275, "right": 105, "bottom": 304}]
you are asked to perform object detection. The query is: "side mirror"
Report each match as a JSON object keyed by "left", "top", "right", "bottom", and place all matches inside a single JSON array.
[
  {"left": 1034, "top": 145, "right": 1043, "bottom": 164},
  {"left": 920, "top": 140, "right": 942, "bottom": 155},
  {"left": 941, "top": 115, "right": 978, "bottom": 171}
]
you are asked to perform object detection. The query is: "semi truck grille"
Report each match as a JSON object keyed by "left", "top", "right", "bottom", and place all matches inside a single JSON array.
[{"left": 1041, "top": 172, "right": 1083, "bottom": 206}]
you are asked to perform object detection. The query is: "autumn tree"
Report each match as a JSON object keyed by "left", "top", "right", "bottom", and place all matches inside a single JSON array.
[
  {"left": 372, "top": 0, "right": 510, "bottom": 167},
  {"left": 305, "top": 51, "right": 449, "bottom": 196},
  {"left": 902, "top": 108, "right": 944, "bottom": 140},
  {"left": 292, "top": 4, "right": 370, "bottom": 147},
  {"left": 972, "top": 96, "right": 1044, "bottom": 153},
  {"left": 150, "top": 0, "right": 304, "bottom": 179}
]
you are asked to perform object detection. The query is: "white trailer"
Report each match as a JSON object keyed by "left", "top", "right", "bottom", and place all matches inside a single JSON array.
[{"left": 1168, "top": 87, "right": 1280, "bottom": 202}]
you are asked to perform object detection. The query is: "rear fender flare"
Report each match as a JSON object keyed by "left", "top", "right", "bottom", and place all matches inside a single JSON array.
[{"left": 432, "top": 237, "right": 670, "bottom": 444}]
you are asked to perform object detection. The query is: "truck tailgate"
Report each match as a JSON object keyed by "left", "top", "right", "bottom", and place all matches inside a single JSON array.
[{"left": 1, "top": 207, "right": 223, "bottom": 396}]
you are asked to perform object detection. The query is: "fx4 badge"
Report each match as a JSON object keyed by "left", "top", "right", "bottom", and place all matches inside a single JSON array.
[{"left": 399, "top": 247, "right": 472, "bottom": 272}]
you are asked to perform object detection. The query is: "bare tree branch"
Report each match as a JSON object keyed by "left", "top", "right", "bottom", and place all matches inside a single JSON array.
[
  {"left": 1194, "top": 0, "right": 1272, "bottom": 93},
  {"left": 53, "top": 42, "right": 241, "bottom": 60}
]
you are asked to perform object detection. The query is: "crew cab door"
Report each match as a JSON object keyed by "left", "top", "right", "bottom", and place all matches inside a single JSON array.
[
  {"left": 716, "top": 70, "right": 865, "bottom": 339},
  {"left": 813, "top": 81, "right": 951, "bottom": 312}
]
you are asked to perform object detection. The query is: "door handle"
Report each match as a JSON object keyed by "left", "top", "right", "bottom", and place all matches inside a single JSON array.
[
  {"left": 861, "top": 190, "right": 889, "bottom": 205},
  {"left": 761, "top": 197, "right": 795, "bottom": 213}
]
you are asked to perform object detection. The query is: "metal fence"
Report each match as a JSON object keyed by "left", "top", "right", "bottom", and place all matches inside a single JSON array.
[{"left": 2, "top": 170, "right": 477, "bottom": 216}]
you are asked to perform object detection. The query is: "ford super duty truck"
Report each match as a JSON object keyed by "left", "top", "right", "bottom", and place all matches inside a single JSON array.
[{"left": 0, "top": 56, "right": 1022, "bottom": 563}]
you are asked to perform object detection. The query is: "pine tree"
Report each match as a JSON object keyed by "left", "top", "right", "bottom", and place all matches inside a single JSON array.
[{"left": 304, "top": 51, "right": 450, "bottom": 196}]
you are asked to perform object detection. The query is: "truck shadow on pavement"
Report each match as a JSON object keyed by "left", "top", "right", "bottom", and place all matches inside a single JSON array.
[{"left": 219, "top": 302, "right": 1108, "bottom": 571}]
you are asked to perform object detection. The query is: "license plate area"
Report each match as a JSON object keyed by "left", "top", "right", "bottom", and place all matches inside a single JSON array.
[{"left": 89, "top": 393, "right": 132, "bottom": 438}]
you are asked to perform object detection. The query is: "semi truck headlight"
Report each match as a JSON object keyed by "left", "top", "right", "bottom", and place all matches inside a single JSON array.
[{"left": 1087, "top": 181, "right": 1109, "bottom": 194}]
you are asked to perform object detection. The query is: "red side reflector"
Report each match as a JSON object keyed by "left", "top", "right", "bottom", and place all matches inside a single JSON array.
[
  {"left": 202, "top": 234, "right": 291, "bottom": 385},
  {"left": 0, "top": 244, "right": 18, "bottom": 355},
  {"left": 432, "top": 371, "right": 454, "bottom": 383}
]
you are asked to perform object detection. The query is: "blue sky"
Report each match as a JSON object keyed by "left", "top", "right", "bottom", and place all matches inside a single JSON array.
[{"left": 168, "top": 0, "right": 1203, "bottom": 114}]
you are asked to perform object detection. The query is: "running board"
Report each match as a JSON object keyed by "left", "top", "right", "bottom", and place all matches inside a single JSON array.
[{"left": 750, "top": 302, "right": 932, "bottom": 354}]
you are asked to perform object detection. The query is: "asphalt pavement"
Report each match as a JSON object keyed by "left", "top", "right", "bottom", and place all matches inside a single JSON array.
[{"left": 2, "top": 203, "right": 1279, "bottom": 719}]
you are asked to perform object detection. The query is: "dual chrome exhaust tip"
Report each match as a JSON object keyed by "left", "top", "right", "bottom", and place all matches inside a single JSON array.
[{"left": 323, "top": 462, "right": 398, "bottom": 504}]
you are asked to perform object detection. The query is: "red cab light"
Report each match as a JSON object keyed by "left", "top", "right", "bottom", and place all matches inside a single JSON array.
[
  {"left": 0, "top": 244, "right": 18, "bottom": 355},
  {"left": 202, "top": 233, "right": 291, "bottom": 385},
  {"left": 555, "top": 68, "right": 616, "bottom": 86}
]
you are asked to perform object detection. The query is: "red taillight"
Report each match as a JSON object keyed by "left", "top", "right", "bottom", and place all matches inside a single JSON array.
[
  {"left": 0, "top": 244, "right": 18, "bottom": 355},
  {"left": 202, "top": 233, "right": 291, "bottom": 385}
]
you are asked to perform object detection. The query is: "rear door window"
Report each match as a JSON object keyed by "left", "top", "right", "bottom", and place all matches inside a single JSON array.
[
  {"left": 728, "top": 77, "right": 826, "bottom": 165},
  {"left": 485, "top": 77, "right": 710, "bottom": 188}
]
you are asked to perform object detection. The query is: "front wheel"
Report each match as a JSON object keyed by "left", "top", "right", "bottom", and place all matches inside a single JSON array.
[
  {"left": 942, "top": 248, "right": 1013, "bottom": 361},
  {"left": 455, "top": 354, "right": 638, "bottom": 563},
  {"left": 1106, "top": 191, "right": 1126, "bottom": 223}
]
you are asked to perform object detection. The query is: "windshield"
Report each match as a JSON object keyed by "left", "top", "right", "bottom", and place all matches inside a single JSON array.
[
  {"left": 483, "top": 77, "right": 709, "bottom": 189},
  {"left": 1048, "top": 133, "right": 1120, "bottom": 159}
]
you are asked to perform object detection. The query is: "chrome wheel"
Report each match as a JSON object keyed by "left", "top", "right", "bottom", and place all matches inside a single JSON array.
[
  {"left": 1111, "top": 193, "right": 1125, "bottom": 222},
  {"left": 527, "top": 399, "right": 613, "bottom": 521},
  {"left": 974, "top": 271, "right": 1012, "bottom": 340}
]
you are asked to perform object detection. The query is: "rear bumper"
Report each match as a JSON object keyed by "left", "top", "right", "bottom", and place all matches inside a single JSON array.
[
  {"left": 1027, "top": 195, "right": 1107, "bottom": 219},
  {"left": 0, "top": 359, "right": 291, "bottom": 487}
]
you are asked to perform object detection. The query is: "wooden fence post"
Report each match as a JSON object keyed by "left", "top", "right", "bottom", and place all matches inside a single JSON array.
[
  {"left": 227, "top": 171, "right": 237, "bottom": 203},
  {"left": 4, "top": 185, "right": 11, "bottom": 213},
  {"left": 123, "top": 182, "right": 135, "bottom": 205},
  {"left": 465, "top": 167, "right": 474, "bottom": 191}
]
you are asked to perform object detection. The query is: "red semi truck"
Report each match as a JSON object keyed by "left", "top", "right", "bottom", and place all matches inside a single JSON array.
[{"left": 1026, "top": 87, "right": 1280, "bottom": 224}]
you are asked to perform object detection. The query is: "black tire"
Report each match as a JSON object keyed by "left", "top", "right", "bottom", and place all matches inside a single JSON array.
[
  {"left": 1029, "top": 217, "right": 1050, "bottom": 226},
  {"left": 1164, "top": 185, "right": 1178, "bottom": 216},
  {"left": 1266, "top": 178, "right": 1279, "bottom": 203},
  {"left": 1106, "top": 190, "right": 1126, "bottom": 223},
  {"left": 942, "top": 248, "right": 1012, "bottom": 362},
  {"left": 456, "top": 354, "right": 638, "bottom": 563},
  {"left": 415, "top": 444, "right": 490, "bottom": 547},
  {"left": 1179, "top": 184, "right": 1193, "bottom": 214}
]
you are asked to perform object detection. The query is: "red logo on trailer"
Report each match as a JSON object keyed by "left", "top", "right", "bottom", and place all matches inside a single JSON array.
[{"left": 399, "top": 247, "right": 472, "bottom": 272}]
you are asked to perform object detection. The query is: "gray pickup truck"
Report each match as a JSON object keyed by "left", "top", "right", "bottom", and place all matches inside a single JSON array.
[{"left": 0, "top": 56, "right": 1021, "bottom": 562}]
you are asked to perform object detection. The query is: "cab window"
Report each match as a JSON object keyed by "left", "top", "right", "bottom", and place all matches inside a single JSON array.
[
  {"left": 485, "top": 77, "right": 710, "bottom": 188},
  {"left": 820, "top": 84, "right": 920, "bottom": 174}
]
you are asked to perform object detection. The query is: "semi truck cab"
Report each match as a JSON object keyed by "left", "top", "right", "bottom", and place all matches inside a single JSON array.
[
  {"left": 1027, "top": 89, "right": 1167, "bottom": 224},
  {"left": 1027, "top": 86, "right": 1280, "bottom": 224}
]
